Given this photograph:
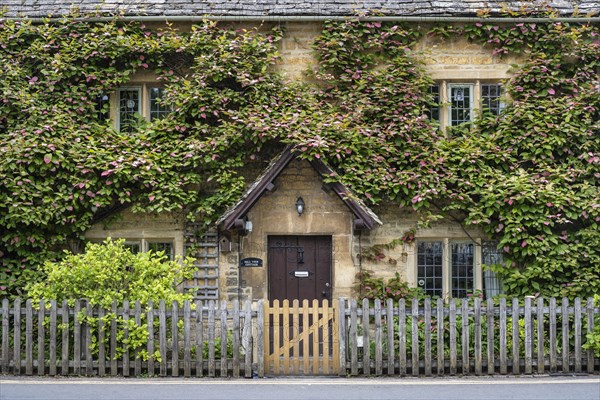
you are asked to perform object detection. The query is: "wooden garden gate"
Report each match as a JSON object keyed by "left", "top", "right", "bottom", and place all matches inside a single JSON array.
[{"left": 263, "top": 299, "right": 339, "bottom": 375}]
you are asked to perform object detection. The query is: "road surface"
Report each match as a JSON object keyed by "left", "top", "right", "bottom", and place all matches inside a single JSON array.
[{"left": 1, "top": 375, "right": 599, "bottom": 400}]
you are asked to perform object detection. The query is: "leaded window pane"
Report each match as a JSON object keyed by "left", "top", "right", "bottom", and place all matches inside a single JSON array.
[
  {"left": 149, "top": 87, "right": 171, "bottom": 121},
  {"left": 426, "top": 84, "right": 440, "bottom": 121},
  {"left": 124, "top": 241, "right": 141, "bottom": 254},
  {"left": 451, "top": 243, "right": 474, "bottom": 298},
  {"left": 482, "top": 241, "right": 503, "bottom": 298},
  {"left": 481, "top": 84, "right": 504, "bottom": 115},
  {"left": 450, "top": 85, "right": 472, "bottom": 126},
  {"left": 417, "top": 241, "right": 443, "bottom": 297},
  {"left": 118, "top": 88, "right": 141, "bottom": 132}
]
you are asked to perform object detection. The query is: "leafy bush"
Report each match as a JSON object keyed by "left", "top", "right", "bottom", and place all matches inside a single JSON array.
[
  {"left": 25, "top": 238, "right": 195, "bottom": 361},
  {"left": 26, "top": 238, "right": 194, "bottom": 308}
]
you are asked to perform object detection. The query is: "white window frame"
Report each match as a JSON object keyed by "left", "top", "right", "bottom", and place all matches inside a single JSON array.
[
  {"left": 428, "top": 81, "right": 505, "bottom": 132},
  {"left": 114, "top": 84, "right": 171, "bottom": 131}
]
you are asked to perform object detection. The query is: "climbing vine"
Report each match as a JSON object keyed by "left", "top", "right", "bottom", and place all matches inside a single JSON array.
[{"left": 0, "top": 12, "right": 598, "bottom": 299}]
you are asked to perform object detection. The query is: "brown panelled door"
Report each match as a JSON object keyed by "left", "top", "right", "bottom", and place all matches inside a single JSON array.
[{"left": 268, "top": 236, "right": 332, "bottom": 302}]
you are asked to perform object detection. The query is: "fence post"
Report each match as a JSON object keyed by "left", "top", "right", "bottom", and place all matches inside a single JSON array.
[
  {"left": 561, "top": 298, "right": 569, "bottom": 372},
  {"left": 25, "top": 299, "right": 33, "bottom": 375},
  {"left": 512, "top": 298, "right": 520, "bottom": 374},
  {"left": 411, "top": 298, "right": 419, "bottom": 376},
  {"left": 220, "top": 300, "right": 228, "bottom": 377},
  {"left": 37, "top": 299, "right": 45, "bottom": 376},
  {"left": 398, "top": 299, "right": 407, "bottom": 376},
  {"left": 13, "top": 298, "right": 21, "bottom": 375},
  {"left": 363, "top": 298, "right": 371, "bottom": 376},
  {"left": 424, "top": 298, "right": 432, "bottom": 376},
  {"left": 474, "top": 297, "right": 482, "bottom": 375},
  {"left": 183, "top": 300, "right": 191, "bottom": 378},
  {"left": 61, "top": 300, "right": 69, "bottom": 375},
  {"left": 574, "top": 297, "right": 582, "bottom": 373},
  {"left": 374, "top": 299, "right": 382, "bottom": 376},
  {"left": 350, "top": 298, "right": 358, "bottom": 376},
  {"left": 449, "top": 300, "right": 456, "bottom": 375},
  {"left": 134, "top": 301, "right": 142, "bottom": 376},
  {"left": 110, "top": 301, "right": 117, "bottom": 376},
  {"left": 586, "top": 297, "right": 595, "bottom": 373},
  {"left": 338, "top": 298, "right": 347, "bottom": 376},
  {"left": 549, "top": 297, "right": 557, "bottom": 372},
  {"left": 386, "top": 299, "right": 395, "bottom": 376},
  {"left": 257, "top": 299, "right": 264, "bottom": 378},
  {"left": 486, "top": 297, "right": 495, "bottom": 375},
  {"left": 524, "top": 297, "right": 533, "bottom": 374},
  {"left": 147, "top": 300, "right": 155, "bottom": 377},
  {"left": 98, "top": 306, "right": 106, "bottom": 377},
  {"left": 195, "top": 300, "right": 203, "bottom": 378},
  {"left": 461, "top": 299, "right": 469, "bottom": 375},
  {"left": 499, "top": 298, "right": 507, "bottom": 374},
  {"left": 437, "top": 298, "right": 444, "bottom": 376},
  {"left": 243, "top": 300, "right": 252, "bottom": 378},
  {"left": 536, "top": 297, "right": 545, "bottom": 374},
  {"left": 171, "top": 300, "right": 179, "bottom": 377},
  {"left": 73, "top": 299, "right": 81, "bottom": 376},
  {"left": 85, "top": 302, "right": 93, "bottom": 376},
  {"left": 1, "top": 298, "right": 9, "bottom": 374},
  {"left": 159, "top": 300, "right": 167, "bottom": 377}
]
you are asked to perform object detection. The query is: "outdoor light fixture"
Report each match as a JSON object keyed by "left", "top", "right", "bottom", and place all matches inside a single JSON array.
[
  {"left": 295, "top": 197, "right": 305, "bottom": 216},
  {"left": 453, "top": 88, "right": 464, "bottom": 102}
]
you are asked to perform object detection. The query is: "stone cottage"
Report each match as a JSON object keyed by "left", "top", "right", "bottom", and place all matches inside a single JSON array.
[{"left": 6, "top": 1, "right": 598, "bottom": 303}]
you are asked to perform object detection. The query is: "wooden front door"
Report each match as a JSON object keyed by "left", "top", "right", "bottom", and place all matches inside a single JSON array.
[{"left": 267, "top": 235, "right": 332, "bottom": 302}]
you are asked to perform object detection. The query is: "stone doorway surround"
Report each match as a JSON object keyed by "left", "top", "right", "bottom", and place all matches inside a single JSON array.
[{"left": 216, "top": 146, "right": 381, "bottom": 301}]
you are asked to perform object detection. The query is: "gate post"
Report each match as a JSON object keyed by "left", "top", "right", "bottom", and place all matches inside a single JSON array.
[
  {"left": 257, "top": 300, "right": 264, "bottom": 378},
  {"left": 338, "top": 298, "right": 347, "bottom": 376}
]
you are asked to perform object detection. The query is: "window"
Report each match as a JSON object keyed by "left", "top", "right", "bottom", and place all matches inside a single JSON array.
[
  {"left": 116, "top": 85, "right": 172, "bottom": 131},
  {"left": 450, "top": 242, "right": 474, "bottom": 298},
  {"left": 415, "top": 238, "right": 507, "bottom": 298},
  {"left": 427, "top": 82, "right": 505, "bottom": 130},
  {"left": 417, "top": 240, "right": 475, "bottom": 298},
  {"left": 482, "top": 241, "right": 503, "bottom": 298},
  {"left": 110, "top": 239, "right": 174, "bottom": 260},
  {"left": 417, "top": 241, "right": 443, "bottom": 297}
]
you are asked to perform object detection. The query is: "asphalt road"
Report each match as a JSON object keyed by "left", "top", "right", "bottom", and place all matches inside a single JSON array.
[{"left": 1, "top": 376, "right": 599, "bottom": 400}]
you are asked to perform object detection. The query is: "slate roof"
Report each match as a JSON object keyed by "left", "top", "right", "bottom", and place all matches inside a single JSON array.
[{"left": 3, "top": 0, "right": 598, "bottom": 19}]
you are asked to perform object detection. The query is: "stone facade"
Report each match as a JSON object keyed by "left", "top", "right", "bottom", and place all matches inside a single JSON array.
[
  {"left": 84, "top": 20, "right": 525, "bottom": 301},
  {"left": 220, "top": 158, "right": 356, "bottom": 301}
]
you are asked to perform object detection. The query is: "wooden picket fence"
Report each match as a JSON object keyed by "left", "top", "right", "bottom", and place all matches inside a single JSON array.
[
  {"left": 338, "top": 297, "right": 599, "bottom": 376},
  {"left": 0, "top": 297, "right": 598, "bottom": 377}
]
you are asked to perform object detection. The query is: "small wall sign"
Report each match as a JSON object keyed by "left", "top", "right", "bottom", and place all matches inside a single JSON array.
[{"left": 240, "top": 257, "right": 263, "bottom": 267}]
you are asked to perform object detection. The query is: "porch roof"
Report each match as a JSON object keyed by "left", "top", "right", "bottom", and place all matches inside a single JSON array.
[{"left": 217, "top": 146, "right": 382, "bottom": 231}]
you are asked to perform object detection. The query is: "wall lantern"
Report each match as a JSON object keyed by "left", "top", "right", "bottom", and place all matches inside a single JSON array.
[
  {"left": 295, "top": 197, "right": 305, "bottom": 216},
  {"left": 453, "top": 88, "right": 464, "bottom": 102}
]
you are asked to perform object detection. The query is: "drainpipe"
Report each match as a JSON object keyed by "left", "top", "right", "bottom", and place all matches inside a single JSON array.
[{"left": 4, "top": 15, "right": 600, "bottom": 23}]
